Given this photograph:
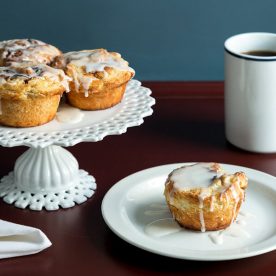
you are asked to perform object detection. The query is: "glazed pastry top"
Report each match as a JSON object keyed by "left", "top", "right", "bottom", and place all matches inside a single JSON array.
[
  {"left": 0, "top": 65, "right": 70, "bottom": 89},
  {"left": 0, "top": 39, "right": 61, "bottom": 67},
  {"left": 53, "top": 49, "right": 135, "bottom": 97},
  {"left": 0, "top": 65, "right": 71, "bottom": 99},
  {"left": 165, "top": 163, "right": 248, "bottom": 232},
  {"left": 168, "top": 162, "right": 247, "bottom": 196},
  {"left": 61, "top": 49, "right": 134, "bottom": 74},
  {"left": 170, "top": 163, "right": 222, "bottom": 191}
]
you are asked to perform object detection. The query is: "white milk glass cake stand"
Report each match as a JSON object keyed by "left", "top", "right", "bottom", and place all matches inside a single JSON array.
[{"left": 0, "top": 80, "right": 155, "bottom": 211}]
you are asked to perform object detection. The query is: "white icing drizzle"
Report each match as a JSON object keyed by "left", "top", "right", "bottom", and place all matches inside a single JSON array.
[
  {"left": 144, "top": 212, "right": 255, "bottom": 245},
  {"left": 225, "top": 224, "right": 251, "bottom": 238},
  {"left": 56, "top": 104, "right": 84, "bottom": 124},
  {"left": 230, "top": 184, "right": 239, "bottom": 200},
  {"left": 198, "top": 188, "right": 210, "bottom": 232},
  {"left": 229, "top": 185, "right": 239, "bottom": 224},
  {"left": 0, "top": 65, "right": 71, "bottom": 92},
  {"left": 144, "top": 218, "right": 182, "bottom": 238},
  {"left": 144, "top": 203, "right": 254, "bottom": 245},
  {"left": 236, "top": 218, "right": 247, "bottom": 226},
  {"left": 199, "top": 209, "right": 206, "bottom": 232},
  {"left": 80, "top": 75, "right": 93, "bottom": 97},
  {"left": 62, "top": 49, "right": 135, "bottom": 96},
  {"left": 71, "top": 69, "right": 80, "bottom": 91},
  {"left": 239, "top": 210, "right": 255, "bottom": 218},
  {"left": 149, "top": 203, "right": 168, "bottom": 210},
  {"left": 144, "top": 210, "right": 170, "bottom": 216},
  {"left": 144, "top": 203, "right": 170, "bottom": 216},
  {"left": 0, "top": 78, "right": 6, "bottom": 85},
  {"left": 168, "top": 163, "right": 246, "bottom": 233},
  {"left": 170, "top": 163, "right": 218, "bottom": 191},
  {"left": 64, "top": 49, "right": 134, "bottom": 74},
  {"left": 224, "top": 192, "right": 230, "bottom": 206},
  {"left": 40, "top": 65, "right": 71, "bottom": 92},
  {"left": 210, "top": 195, "right": 215, "bottom": 212},
  {"left": 208, "top": 231, "right": 224, "bottom": 245},
  {"left": 0, "top": 39, "right": 61, "bottom": 66},
  {"left": 208, "top": 221, "right": 251, "bottom": 245}
]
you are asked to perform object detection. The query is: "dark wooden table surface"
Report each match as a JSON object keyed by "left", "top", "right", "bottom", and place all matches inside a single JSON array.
[{"left": 0, "top": 82, "right": 275, "bottom": 276}]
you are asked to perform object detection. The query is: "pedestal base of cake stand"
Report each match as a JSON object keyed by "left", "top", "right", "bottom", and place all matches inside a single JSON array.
[{"left": 0, "top": 145, "right": 96, "bottom": 211}]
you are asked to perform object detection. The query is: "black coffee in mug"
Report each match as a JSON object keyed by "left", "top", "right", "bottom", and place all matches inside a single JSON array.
[{"left": 243, "top": 50, "right": 276, "bottom": 56}]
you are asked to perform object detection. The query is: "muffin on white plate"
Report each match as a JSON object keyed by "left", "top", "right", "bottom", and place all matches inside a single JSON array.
[{"left": 164, "top": 163, "right": 248, "bottom": 232}]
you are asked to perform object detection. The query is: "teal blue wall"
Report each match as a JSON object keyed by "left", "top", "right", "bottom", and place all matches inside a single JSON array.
[{"left": 1, "top": 0, "right": 276, "bottom": 80}]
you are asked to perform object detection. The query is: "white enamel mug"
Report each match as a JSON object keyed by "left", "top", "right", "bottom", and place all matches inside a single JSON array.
[{"left": 224, "top": 32, "right": 276, "bottom": 153}]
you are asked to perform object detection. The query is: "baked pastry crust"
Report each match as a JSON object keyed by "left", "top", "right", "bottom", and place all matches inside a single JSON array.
[
  {"left": 53, "top": 49, "right": 135, "bottom": 110},
  {"left": 0, "top": 95, "right": 61, "bottom": 127},
  {"left": 67, "top": 83, "right": 127, "bottom": 110},
  {"left": 164, "top": 163, "right": 248, "bottom": 232},
  {"left": 0, "top": 39, "right": 61, "bottom": 67},
  {"left": 0, "top": 65, "right": 70, "bottom": 127}
]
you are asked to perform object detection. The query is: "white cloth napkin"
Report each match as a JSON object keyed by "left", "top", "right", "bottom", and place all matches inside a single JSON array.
[{"left": 0, "top": 219, "right": 52, "bottom": 259}]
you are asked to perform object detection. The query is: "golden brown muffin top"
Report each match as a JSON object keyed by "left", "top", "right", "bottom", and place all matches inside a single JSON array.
[
  {"left": 53, "top": 49, "right": 135, "bottom": 96},
  {"left": 0, "top": 39, "right": 61, "bottom": 67},
  {"left": 164, "top": 163, "right": 248, "bottom": 232},
  {"left": 166, "top": 162, "right": 248, "bottom": 200},
  {"left": 169, "top": 163, "right": 221, "bottom": 190},
  {"left": 0, "top": 64, "right": 70, "bottom": 99},
  {"left": 57, "top": 49, "right": 134, "bottom": 73}
]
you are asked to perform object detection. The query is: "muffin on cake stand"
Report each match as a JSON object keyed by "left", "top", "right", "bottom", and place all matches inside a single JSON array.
[{"left": 0, "top": 80, "right": 155, "bottom": 211}]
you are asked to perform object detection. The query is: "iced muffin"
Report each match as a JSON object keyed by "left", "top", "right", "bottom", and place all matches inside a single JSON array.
[
  {"left": 164, "top": 163, "right": 248, "bottom": 232},
  {"left": 0, "top": 64, "right": 70, "bottom": 127},
  {"left": 0, "top": 38, "right": 62, "bottom": 67},
  {"left": 53, "top": 49, "right": 135, "bottom": 110}
]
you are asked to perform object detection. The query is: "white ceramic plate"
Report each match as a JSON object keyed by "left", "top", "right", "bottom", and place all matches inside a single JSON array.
[{"left": 101, "top": 163, "right": 276, "bottom": 261}]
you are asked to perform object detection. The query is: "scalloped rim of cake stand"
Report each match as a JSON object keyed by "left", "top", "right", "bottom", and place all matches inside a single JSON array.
[
  {"left": 0, "top": 80, "right": 155, "bottom": 148},
  {"left": 0, "top": 170, "right": 96, "bottom": 211}
]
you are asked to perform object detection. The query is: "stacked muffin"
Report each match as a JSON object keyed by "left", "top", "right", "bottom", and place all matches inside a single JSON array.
[{"left": 0, "top": 39, "right": 134, "bottom": 127}]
